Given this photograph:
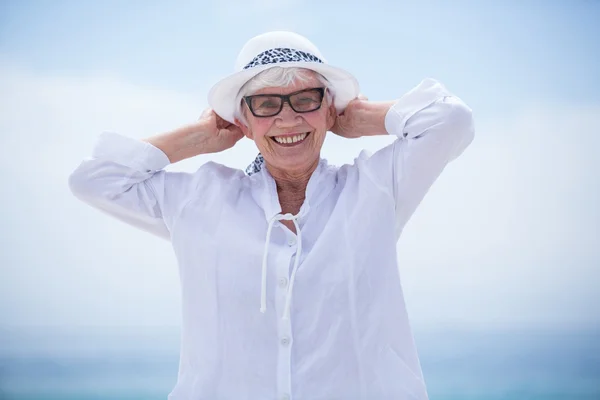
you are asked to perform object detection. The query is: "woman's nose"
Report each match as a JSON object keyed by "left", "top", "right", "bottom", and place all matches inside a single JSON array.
[{"left": 275, "top": 102, "right": 302, "bottom": 126}]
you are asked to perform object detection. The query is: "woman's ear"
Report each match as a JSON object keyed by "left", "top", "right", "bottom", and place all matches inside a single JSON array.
[
  {"left": 326, "top": 103, "right": 337, "bottom": 131},
  {"left": 235, "top": 118, "right": 253, "bottom": 140}
]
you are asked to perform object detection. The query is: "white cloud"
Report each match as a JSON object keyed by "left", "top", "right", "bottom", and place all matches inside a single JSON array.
[{"left": 0, "top": 63, "right": 598, "bottom": 332}]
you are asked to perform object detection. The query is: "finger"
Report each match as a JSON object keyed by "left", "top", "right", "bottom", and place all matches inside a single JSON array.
[
  {"left": 216, "top": 118, "right": 230, "bottom": 130},
  {"left": 220, "top": 124, "right": 243, "bottom": 136},
  {"left": 220, "top": 128, "right": 244, "bottom": 143},
  {"left": 335, "top": 114, "right": 347, "bottom": 126},
  {"left": 358, "top": 93, "right": 368, "bottom": 101},
  {"left": 199, "top": 108, "right": 213, "bottom": 120},
  {"left": 227, "top": 124, "right": 243, "bottom": 135},
  {"left": 216, "top": 113, "right": 237, "bottom": 130}
]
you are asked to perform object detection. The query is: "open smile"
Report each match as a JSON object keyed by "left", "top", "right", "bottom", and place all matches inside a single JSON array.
[{"left": 269, "top": 132, "right": 311, "bottom": 146}]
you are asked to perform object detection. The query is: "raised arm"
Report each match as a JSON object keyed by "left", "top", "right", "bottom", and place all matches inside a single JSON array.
[
  {"left": 332, "top": 78, "right": 475, "bottom": 235},
  {"left": 68, "top": 110, "right": 243, "bottom": 239}
]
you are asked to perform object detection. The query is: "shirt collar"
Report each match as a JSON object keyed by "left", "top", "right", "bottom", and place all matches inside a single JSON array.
[{"left": 249, "top": 158, "right": 336, "bottom": 222}]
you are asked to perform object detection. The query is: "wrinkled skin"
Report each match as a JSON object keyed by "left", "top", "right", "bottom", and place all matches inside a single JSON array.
[{"left": 236, "top": 72, "right": 337, "bottom": 182}]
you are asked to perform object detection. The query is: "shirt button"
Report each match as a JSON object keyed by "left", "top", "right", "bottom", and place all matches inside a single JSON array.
[
  {"left": 287, "top": 237, "right": 296, "bottom": 246},
  {"left": 280, "top": 394, "right": 290, "bottom": 400},
  {"left": 278, "top": 277, "right": 288, "bottom": 288},
  {"left": 280, "top": 336, "right": 290, "bottom": 346}
]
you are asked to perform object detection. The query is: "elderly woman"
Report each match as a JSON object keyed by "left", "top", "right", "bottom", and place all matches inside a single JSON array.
[{"left": 69, "top": 31, "right": 474, "bottom": 399}]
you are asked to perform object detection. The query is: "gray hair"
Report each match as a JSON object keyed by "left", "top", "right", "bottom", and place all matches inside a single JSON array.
[{"left": 235, "top": 67, "right": 334, "bottom": 125}]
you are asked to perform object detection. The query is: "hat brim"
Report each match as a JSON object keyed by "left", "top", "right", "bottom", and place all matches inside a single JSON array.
[{"left": 207, "top": 62, "right": 360, "bottom": 124}]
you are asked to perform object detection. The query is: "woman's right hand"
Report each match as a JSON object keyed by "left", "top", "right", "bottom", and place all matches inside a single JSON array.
[
  {"left": 196, "top": 108, "right": 245, "bottom": 154},
  {"left": 144, "top": 108, "right": 244, "bottom": 164}
]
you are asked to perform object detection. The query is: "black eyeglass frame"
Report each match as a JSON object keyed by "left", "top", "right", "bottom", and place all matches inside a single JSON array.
[{"left": 243, "top": 87, "right": 326, "bottom": 118}]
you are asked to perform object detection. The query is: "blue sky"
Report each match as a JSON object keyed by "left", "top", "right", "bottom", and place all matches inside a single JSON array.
[
  {"left": 2, "top": 0, "right": 599, "bottom": 112},
  {"left": 0, "top": 0, "right": 599, "bottom": 332}
]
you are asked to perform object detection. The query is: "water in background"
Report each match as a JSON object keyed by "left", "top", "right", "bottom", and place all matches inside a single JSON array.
[{"left": 0, "top": 327, "right": 598, "bottom": 400}]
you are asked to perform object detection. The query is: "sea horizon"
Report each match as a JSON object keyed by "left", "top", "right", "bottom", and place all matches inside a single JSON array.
[{"left": 1, "top": 326, "right": 598, "bottom": 399}]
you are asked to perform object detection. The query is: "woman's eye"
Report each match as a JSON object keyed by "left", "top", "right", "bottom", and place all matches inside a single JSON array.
[{"left": 258, "top": 101, "right": 279, "bottom": 108}]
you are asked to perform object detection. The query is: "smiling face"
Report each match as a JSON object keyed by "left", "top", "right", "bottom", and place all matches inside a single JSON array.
[{"left": 237, "top": 70, "right": 336, "bottom": 176}]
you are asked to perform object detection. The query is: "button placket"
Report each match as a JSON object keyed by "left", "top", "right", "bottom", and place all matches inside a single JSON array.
[{"left": 275, "top": 249, "right": 294, "bottom": 400}]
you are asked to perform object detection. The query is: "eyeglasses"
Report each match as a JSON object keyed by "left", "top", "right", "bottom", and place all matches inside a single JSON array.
[{"left": 243, "top": 87, "right": 326, "bottom": 118}]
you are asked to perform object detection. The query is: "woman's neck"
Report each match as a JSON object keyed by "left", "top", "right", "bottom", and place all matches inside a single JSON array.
[{"left": 266, "top": 159, "right": 318, "bottom": 215}]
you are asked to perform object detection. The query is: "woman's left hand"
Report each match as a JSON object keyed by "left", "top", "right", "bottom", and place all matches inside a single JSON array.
[{"left": 330, "top": 96, "right": 395, "bottom": 138}]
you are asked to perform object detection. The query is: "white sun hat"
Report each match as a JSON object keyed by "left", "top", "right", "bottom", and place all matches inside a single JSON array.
[{"left": 207, "top": 31, "right": 360, "bottom": 124}]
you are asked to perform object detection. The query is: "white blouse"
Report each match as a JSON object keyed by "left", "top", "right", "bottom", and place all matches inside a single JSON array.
[{"left": 69, "top": 78, "right": 474, "bottom": 400}]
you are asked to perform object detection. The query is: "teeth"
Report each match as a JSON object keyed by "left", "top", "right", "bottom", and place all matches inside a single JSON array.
[{"left": 274, "top": 132, "right": 307, "bottom": 144}]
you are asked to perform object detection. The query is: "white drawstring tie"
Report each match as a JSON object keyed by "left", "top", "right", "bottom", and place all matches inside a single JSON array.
[{"left": 260, "top": 212, "right": 304, "bottom": 320}]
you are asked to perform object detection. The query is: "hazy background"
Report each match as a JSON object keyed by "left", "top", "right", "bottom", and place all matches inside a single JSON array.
[{"left": 1, "top": 0, "right": 599, "bottom": 399}]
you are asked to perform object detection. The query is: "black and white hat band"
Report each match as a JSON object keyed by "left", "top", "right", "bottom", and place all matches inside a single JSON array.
[{"left": 243, "top": 48, "right": 324, "bottom": 70}]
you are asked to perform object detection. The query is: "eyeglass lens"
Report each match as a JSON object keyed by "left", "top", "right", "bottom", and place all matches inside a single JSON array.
[{"left": 249, "top": 88, "right": 324, "bottom": 116}]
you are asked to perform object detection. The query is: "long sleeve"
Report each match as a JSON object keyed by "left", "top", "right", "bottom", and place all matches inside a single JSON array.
[
  {"left": 68, "top": 132, "right": 201, "bottom": 240},
  {"left": 359, "top": 78, "right": 475, "bottom": 236}
]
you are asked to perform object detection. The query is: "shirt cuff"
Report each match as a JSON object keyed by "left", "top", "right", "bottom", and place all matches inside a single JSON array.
[
  {"left": 91, "top": 132, "right": 171, "bottom": 173},
  {"left": 384, "top": 78, "right": 451, "bottom": 138}
]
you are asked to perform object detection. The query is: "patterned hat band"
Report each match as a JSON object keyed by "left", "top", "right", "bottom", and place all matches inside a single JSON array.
[{"left": 243, "top": 48, "right": 324, "bottom": 70}]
